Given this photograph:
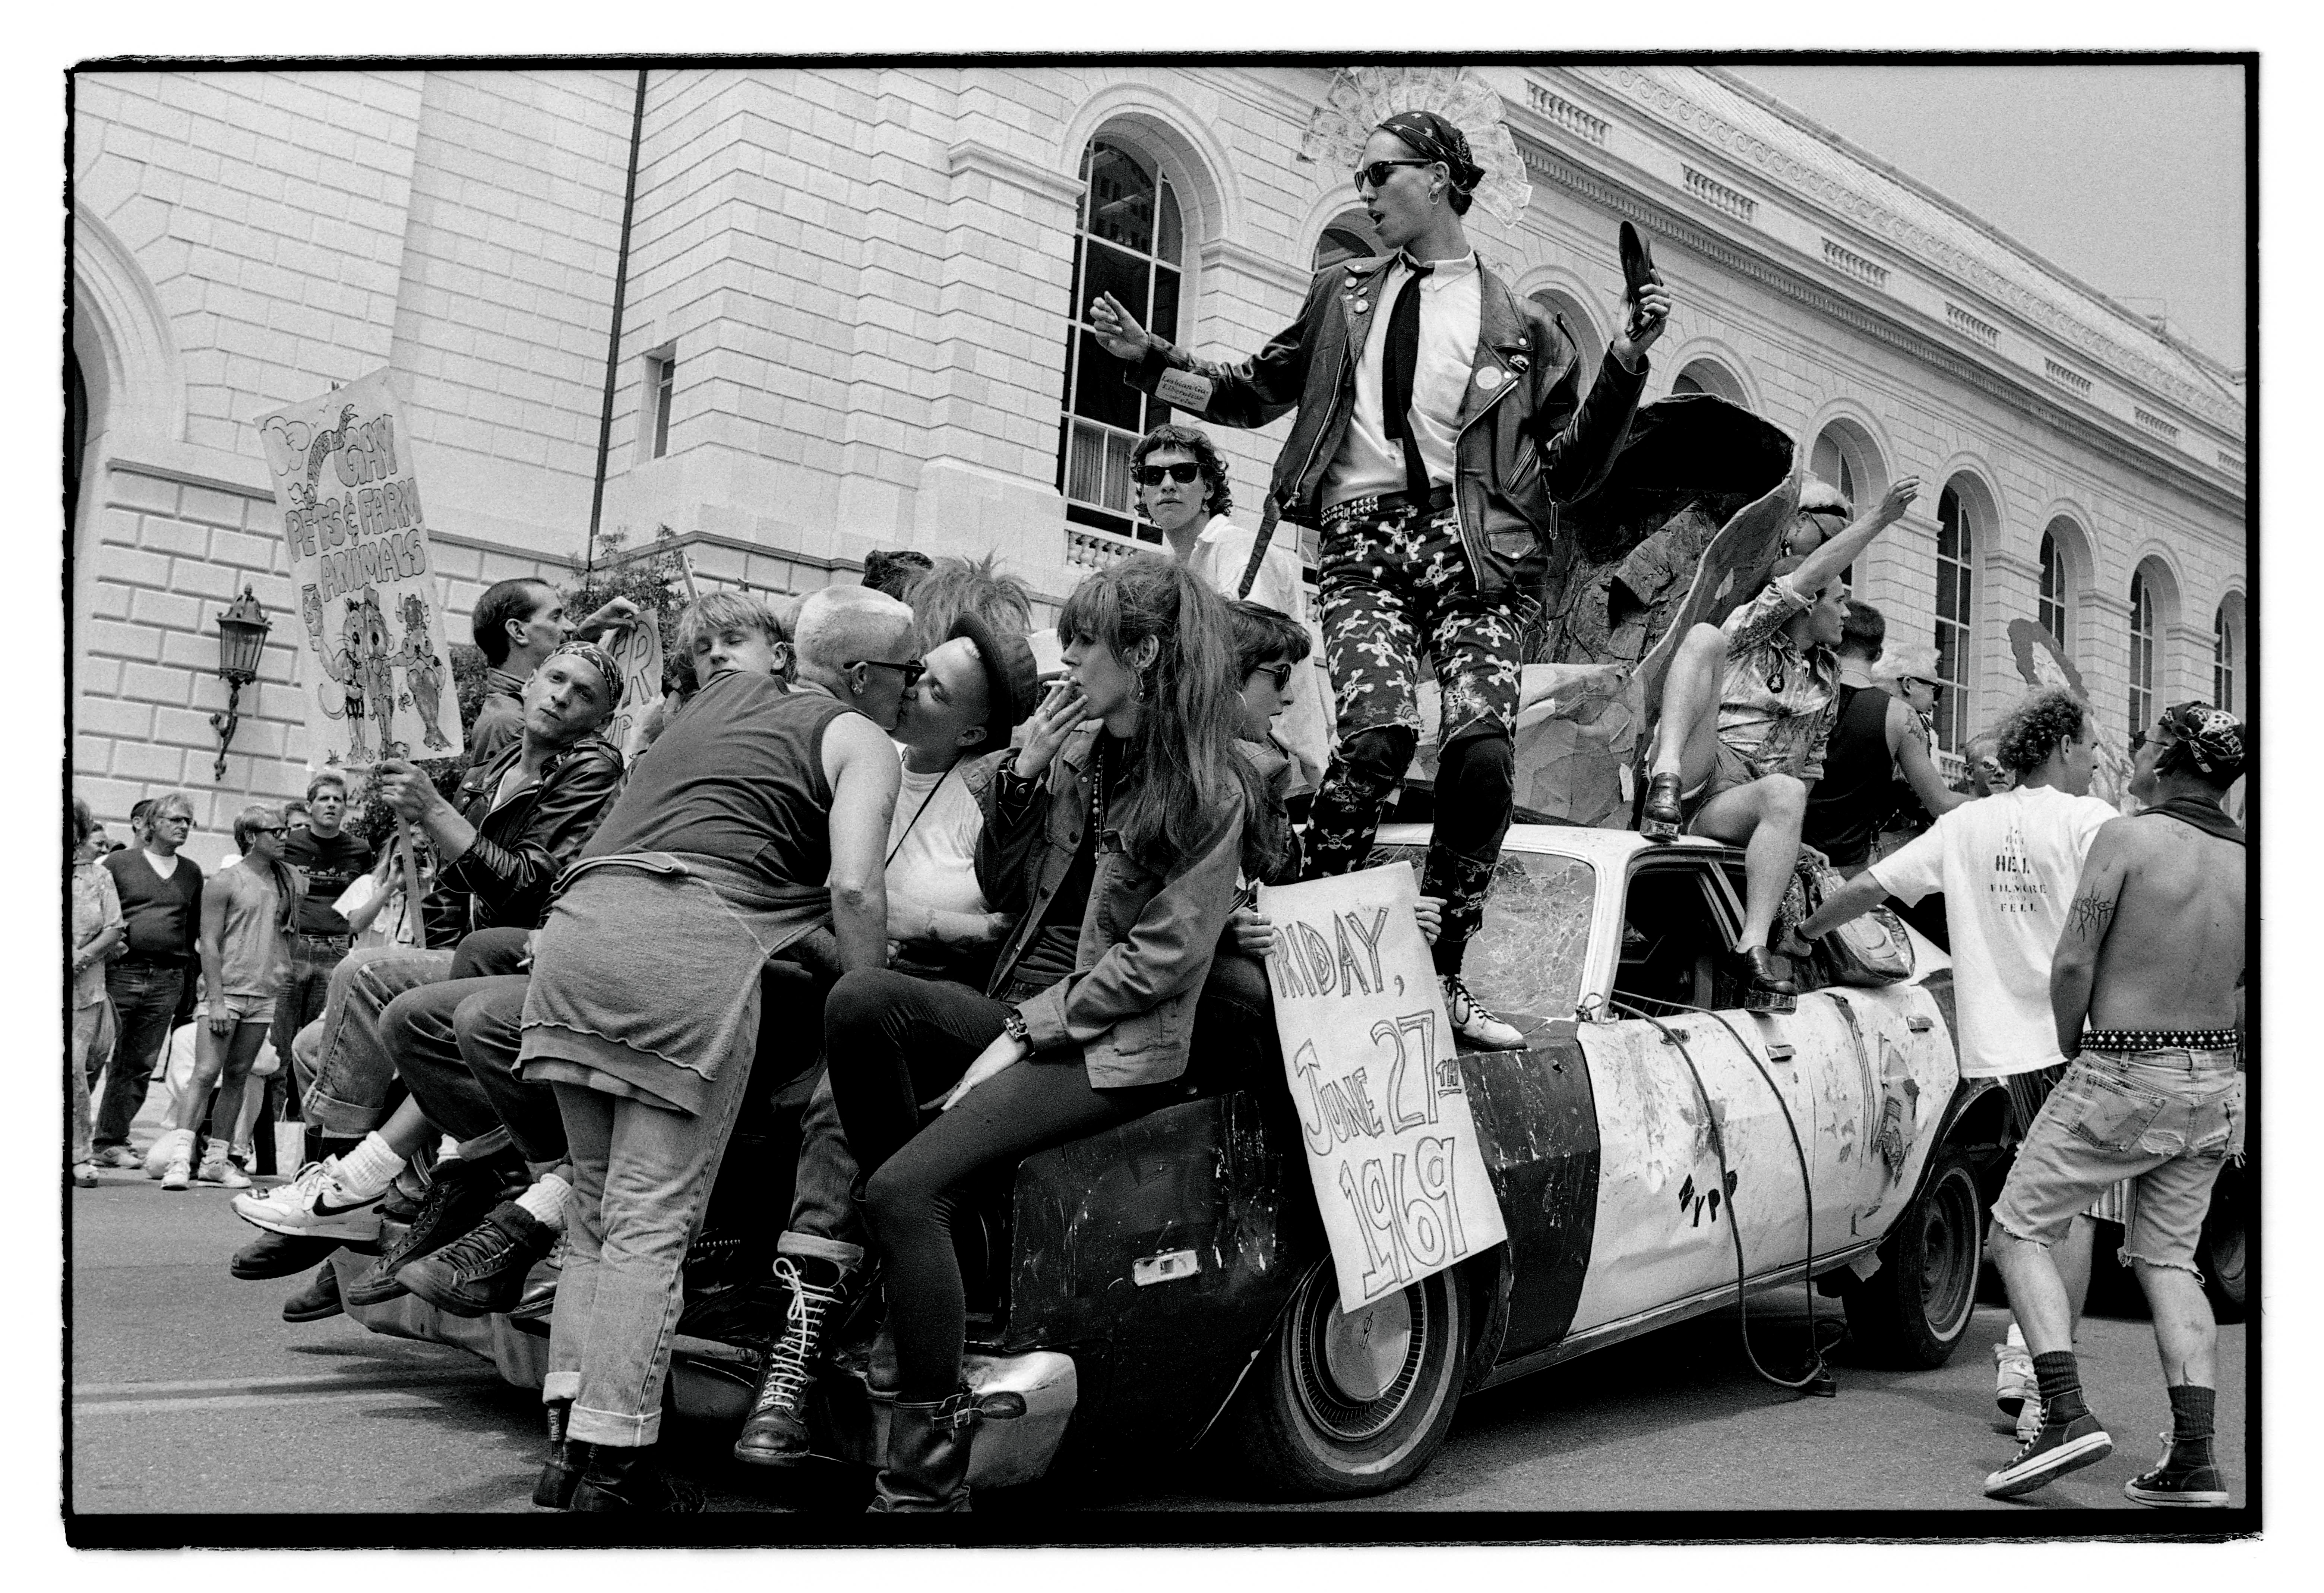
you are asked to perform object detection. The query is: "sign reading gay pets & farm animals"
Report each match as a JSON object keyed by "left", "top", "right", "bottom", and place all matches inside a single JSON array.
[
  {"left": 1256, "top": 864, "right": 1507, "bottom": 1308},
  {"left": 256, "top": 370, "right": 463, "bottom": 768}
]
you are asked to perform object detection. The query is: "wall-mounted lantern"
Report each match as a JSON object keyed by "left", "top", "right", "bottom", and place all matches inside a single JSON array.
[{"left": 209, "top": 586, "right": 271, "bottom": 782}]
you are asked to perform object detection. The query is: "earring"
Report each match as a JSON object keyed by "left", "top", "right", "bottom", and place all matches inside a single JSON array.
[{"left": 1132, "top": 669, "right": 1151, "bottom": 703}]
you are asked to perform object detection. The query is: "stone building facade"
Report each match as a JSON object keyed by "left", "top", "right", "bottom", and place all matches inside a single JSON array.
[{"left": 70, "top": 64, "right": 2247, "bottom": 862}]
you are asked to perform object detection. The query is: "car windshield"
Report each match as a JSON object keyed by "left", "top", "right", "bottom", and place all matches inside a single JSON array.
[{"left": 1370, "top": 846, "right": 1596, "bottom": 1028}]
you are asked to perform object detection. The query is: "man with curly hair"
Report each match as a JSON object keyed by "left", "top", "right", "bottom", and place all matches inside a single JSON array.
[{"left": 1797, "top": 685, "right": 2124, "bottom": 1453}]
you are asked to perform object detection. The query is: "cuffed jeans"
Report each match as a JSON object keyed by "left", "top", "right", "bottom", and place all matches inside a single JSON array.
[
  {"left": 301, "top": 946, "right": 454, "bottom": 1136},
  {"left": 547, "top": 1053, "right": 757, "bottom": 1448},
  {"left": 95, "top": 963, "right": 181, "bottom": 1151}
]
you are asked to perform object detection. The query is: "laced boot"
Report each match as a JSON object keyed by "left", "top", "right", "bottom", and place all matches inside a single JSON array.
[
  {"left": 348, "top": 1149, "right": 528, "bottom": 1307},
  {"left": 568, "top": 1444, "right": 703, "bottom": 1512},
  {"left": 532, "top": 1399, "right": 591, "bottom": 1510},
  {"left": 733, "top": 1254, "right": 856, "bottom": 1468},
  {"left": 869, "top": 1389, "right": 979, "bottom": 1513}
]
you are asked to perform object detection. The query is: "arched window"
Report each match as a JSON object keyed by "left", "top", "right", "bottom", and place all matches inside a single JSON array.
[
  {"left": 2128, "top": 569, "right": 2157, "bottom": 736},
  {"left": 2038, "top": 530, "right": 2067, "bottom": 647},
  {"left": 1057, "top": 139, "right": 1186, "bottom": 545},
  {"left": 1671, "top": 358, "right": 1746, "bottom": 405},
  {"left": 1809, "top": 432, "right": 1859, "bottom": 509},
  {"left": 1527, "top": 287, "right": 1604, "bottom": 377},
  {"left": 1932, "top": 483, "right": 1977, "bottom": 754},
  {"left": 2213, "top": 602, "right": 2235, "bottom": 713},
  {"left": 1314, "top": 208, "right": 1381, "bottom": 271}
]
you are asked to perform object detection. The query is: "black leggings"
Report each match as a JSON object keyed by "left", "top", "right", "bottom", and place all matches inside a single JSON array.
[{"left": 823, "top": 969, "right": 1172, "bottom": 1401}]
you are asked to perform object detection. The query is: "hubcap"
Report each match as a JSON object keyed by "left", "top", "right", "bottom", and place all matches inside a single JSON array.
[
  {"left": 1918, "top": 1169, "right": 1978, "bottom": 1341},
  {"left": 1320, "top": 1290, "right": 1413, "bottom": 1402}
]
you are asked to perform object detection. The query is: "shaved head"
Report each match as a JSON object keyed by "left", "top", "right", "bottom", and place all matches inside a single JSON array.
[{"left": 793, "top": 586, "right": 916, "bottom": 674}]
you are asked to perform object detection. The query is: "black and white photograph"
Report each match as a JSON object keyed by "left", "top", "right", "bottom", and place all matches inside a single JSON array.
[{"left": 48, "top": 32, "right": 2274, "bottom": 1554}]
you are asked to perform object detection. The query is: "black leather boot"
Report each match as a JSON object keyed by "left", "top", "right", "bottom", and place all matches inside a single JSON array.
[
  {"left": 230, "top": 1229, "right": 345, "bottom": 1281},
  {"left": 281, "top": 1261, "right": 343, "bottom": 1323},
  {"left": 733, "top": 1254, "right": 856, "bottom": 1467},
  {"left": 1728, "top": 945, "right": 1799, "bottom": 1013},
  {"left": 1640, "top": 771, "right": 1686, "bottom": 840},
  {"left": 531, "top": 1400, "right": 591, "bottom": 1510},
  {"left": 348, "top": 1150, "right": 530, "bottom": 1307},
  {"left": 568, "top": 1444, "right": 703, "bottom": 1512},
  {"left": 398, "top": 1201, "right": 558, "bottom": 1318},
  {"left": 869, "top": 1390, "right": 978, "bottom": 1513}
]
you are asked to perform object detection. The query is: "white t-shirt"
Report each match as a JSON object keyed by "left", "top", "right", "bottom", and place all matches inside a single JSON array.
[
  {"left": 1182, "top": 514, "right": 1334, "bottom": 798},
  {"left": 1869, "top": 783, "right": 2119, "bottom": 1078},
  {"left": 885, "top": 754, "right": 987, "bottom": 921}
]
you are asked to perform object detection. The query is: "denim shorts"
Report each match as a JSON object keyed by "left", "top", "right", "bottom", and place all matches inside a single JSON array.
[
  {"left": 214, "top": 992, "right": 277, "bottom": 1026},
  {"left": 1991, "top": 1048, "right": 2240, "bottom": 1278}
]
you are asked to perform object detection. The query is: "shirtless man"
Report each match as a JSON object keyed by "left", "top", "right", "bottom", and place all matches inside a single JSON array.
[{"left": 1979, "top": 702, "right": 2248, "bottom": 1506}]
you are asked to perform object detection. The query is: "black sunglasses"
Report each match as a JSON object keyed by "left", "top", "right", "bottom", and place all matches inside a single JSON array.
[
  {"left": 1353, "top": 158, "right": 1434, "bottom": 193},
  {"left": 1255, "top": 663, "right": 1295, "bottom": 691},
  {"left": 851, "top": 658, "right": 927, "bottom": 688},
  {"left": 1133, "top": 462, "right": 1204, "bottom": 486}
]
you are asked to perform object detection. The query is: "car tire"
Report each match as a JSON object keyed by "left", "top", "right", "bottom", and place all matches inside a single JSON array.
[
  {"left": 2200, "top": 1161, "right": 2248, "bottom": 1323},
  {"left": 1844, "top": 1145, "right": 1982, "bottom": 1368},
  {"left": 1228, "top": 1261, "right": 1467, "bottom": 1499}
]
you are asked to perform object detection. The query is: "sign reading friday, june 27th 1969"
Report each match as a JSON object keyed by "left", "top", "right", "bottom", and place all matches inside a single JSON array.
[
  {"left": 1255, "top": 864, "right": 1507, "bottom": 1308},
  {"left": 256, "top": 370, "right": 464, "bottom": 769}
]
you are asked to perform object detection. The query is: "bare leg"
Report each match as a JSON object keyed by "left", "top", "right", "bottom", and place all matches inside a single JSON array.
[
  {"left": 2134, "top": 1260, "right": 2217, "bottom": 1389},
  {"left": 378, "top": 1094, "right": 438, "bottom": 1160},
  {"left": 1990, "top": 1227, "right": 2075, "bottom": 1356},
  {"left": 1648, "top": 624, "right": 1727, "bottom": 786},
  {"left": 1693, "top": 774, "right": 1808, "bottom": 948},
  {"left": 174, "top": 1020, "right": 237, "bottom": 1132},
  {"left": 202, "top": 1021, "right": 269, "bottom": 1148},
  {"left": 2056, "top": 1215, "right": 2095, "bottom": 1338}
]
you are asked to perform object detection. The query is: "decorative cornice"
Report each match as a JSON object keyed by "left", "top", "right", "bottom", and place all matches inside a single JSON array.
[
  {"left": 1584, "top": 67, "right": 2244, "bottom": 437},
  {"left": 1514, "top": 141, "right": 2242, "bottom": 515},
  {"left": 1201, "top": 236, "right": 1315, "bottom": 299},
  {"left": 943, "top": 139, "right": 1086, "bottom": 211}
]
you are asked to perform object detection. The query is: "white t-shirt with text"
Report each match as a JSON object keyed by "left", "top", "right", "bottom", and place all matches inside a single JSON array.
[{"left": 1868, "top": 783, "right": 2118, "bottom": 1078}]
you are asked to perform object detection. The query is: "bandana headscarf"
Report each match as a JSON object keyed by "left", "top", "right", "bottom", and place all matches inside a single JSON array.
[
  {"left": 546, "top": 639, "right": 625, "bottom": 708},
  {"left": 1375, "top": 111, "right": 1484, "bottom": 194},
  {"left": 2156, "top": 701, "right": 2245, "bottom": 781}
]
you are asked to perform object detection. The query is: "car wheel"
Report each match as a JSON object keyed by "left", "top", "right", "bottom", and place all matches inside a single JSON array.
[
  {"left": 2200, "top": 1163, "right": 2248, "bottom": 1323},
  {"left": 1229, "top": 1261, "right": 1466, "bottom": 1499},
  {"left": 1844, "top": 1145, "right": 1982, "bottom": 1368}
]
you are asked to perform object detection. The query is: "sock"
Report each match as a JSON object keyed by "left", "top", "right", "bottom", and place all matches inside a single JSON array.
[
  {"left": 2031, "top": 1351, "right": 2089, "bottom": 1425},
  {"left": 515, "top": 1173, "right": 572, "bottom": 1232},
  {"left": 2167, "top": 1384, "right": 2216, "bottom": 1468},
  {"left": 332, "top": 1132, "right": 407, "bottom": 1203}
]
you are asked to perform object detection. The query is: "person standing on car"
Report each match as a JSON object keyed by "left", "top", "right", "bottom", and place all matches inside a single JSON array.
[
  {"left": 1977, "top": 703, "right": 2247, "bottom": 1506},
  {"left": 1088, "top": 111, "right": 1666, "bottom": 1051},
  {"left": 1796, "top": 686, "right": 2125, "bottom": 1444},
  {"left": 821, "top": 556, "right": 1268, "bottom": 1512}
]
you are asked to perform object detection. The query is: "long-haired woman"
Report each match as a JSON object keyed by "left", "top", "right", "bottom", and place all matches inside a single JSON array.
[{"left": 822, "top": 552, "right": 1267, "bottom": 1511}]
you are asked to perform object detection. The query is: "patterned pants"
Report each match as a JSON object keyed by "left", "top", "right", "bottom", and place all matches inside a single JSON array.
[{"left": 1303, "top": 506, "right": 1528, "bottom": 972}]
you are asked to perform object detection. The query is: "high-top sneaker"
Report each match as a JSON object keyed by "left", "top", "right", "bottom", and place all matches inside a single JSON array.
[
  {"left": 733, "top": 1255, "right": 856, "bottom": 1468},
  {"left": 346, "top": 1151, "right": 527, "bottom": 1308},
  {"left": 2123, "top": 1432, "right": 2229, "bottom": 1507},
  {"left": 1441, "top": 974, "right": 1526, "bottom": 1050}
]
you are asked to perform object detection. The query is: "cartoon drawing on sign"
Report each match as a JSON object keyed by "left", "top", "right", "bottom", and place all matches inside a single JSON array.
[
  {"left": 394, "top": 592, "right": 453, "bottom": 751},
  {"left": 307, "top": 404, "right": 358, "bottom": 488}
]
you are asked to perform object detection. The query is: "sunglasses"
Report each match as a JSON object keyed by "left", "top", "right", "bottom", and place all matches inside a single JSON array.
[
  {"left": 260, "top": 826, "right": 289, "bottom": 838},
  {"left": 1352, "top": 158, "right": 1434, "bottom": 193},
  {"left": 1255, "top": 663, "right": 1295, "bottom": 691},
  {"left": 851, "top": 658, "right": 927, "bottom": 688},
  {"left": 1133, "top": 462, "right": 1204, "bottom": 486}
]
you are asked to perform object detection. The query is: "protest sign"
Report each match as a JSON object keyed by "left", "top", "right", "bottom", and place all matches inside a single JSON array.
[
  {"left": 1255, "top": 864, "right": 1507, "bottom": 1309},
  {"left": 604, "top": 617, "right": 665, "bottom": 762},
  {"left": 256, "top": 370, "right": 464, "bottom": 769}
]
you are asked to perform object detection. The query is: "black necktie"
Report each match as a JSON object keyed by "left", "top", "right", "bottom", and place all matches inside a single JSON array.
[{"left": 1380, "top": 260, "right": 1435, "bottom": 500}]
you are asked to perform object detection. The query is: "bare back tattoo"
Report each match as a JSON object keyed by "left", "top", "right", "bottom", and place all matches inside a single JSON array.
[{"left": 2065, "top": 892, "right": 2116, "bottom": 943}]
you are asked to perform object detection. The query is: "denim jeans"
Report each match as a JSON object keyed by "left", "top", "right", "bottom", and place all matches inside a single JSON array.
[
  {"left": 301, "top": 946, "right": 455, "bottom": 1136},
  {"left": 387, "top": 975, "right": 565, "bottom": 1165},
  {"left": 270, "top": 940, "right": 347, "bottom": 1111},
  {"left": 95, "top": 963, "right": 181, "bottom": 1151},
  {"left": 69, "top": 1002, "right": 114, "bottom": 1167},
  {"left": 547, "top": 1053, "right": 758, "bottom": 1448}
]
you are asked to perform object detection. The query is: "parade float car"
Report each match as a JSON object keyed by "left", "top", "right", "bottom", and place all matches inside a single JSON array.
[{"left": 338, "top": 819, "right": 2002, "bottom": 1501}]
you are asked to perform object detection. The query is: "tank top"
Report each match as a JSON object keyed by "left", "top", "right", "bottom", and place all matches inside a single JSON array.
[{"left": 1802, "top": 683, "right": 1894, "bottom": 868}]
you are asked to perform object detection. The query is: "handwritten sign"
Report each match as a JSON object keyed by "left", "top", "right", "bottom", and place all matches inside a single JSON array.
[
  {"left": 256, "top": 370, "right": 463, "bottom": 769},
  {"left": 1255, "top": 864, "right": 1507, "bottom": 1308},
  {"left": 604, "top": 617, "right": 665, "bottom": 763}
]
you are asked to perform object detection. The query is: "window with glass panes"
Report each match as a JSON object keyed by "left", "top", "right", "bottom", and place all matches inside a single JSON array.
[
  {"left": 1056, "top": 141, "right": 1184, "bottom": 545},
  {"left": 2128, "top": 570, "right": 2156, "bottom": 736},
  {"left": 1809, "top": 431, "right": 1860, "bottom": 586},
  {"left": 651, "top": 356, "right": 674, "bottom": 460},
  {"left": 2213, "top": 604, "right": 2234, "bottom": 712},
  {"left": 1931, "top": 485, "right": 1975, "bottom": 753},
  {"left": 2038, "top": 530, "right": 2067, "bottom": 646}
]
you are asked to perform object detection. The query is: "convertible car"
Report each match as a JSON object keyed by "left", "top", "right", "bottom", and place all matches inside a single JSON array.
[{"left": 340, "top": 820, "right": 2008, "bottom": 1500}]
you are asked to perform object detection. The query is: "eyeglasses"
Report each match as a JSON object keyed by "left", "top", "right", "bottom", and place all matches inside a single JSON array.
[
  {"left": 1255, "top": 663, "right": 1295, "bottom": 691},
  {"left": 262, "top": 826, "right": 290, "bottom": 837},
  {"left": 1133, "top": 462, "right": 1204, "bottom": 486},
  {"left": 1353, "top": 158, "right": 1433, "bottom": 193},
  {"left": 851, "top": 658, "right": 927, "bottom": 688}
]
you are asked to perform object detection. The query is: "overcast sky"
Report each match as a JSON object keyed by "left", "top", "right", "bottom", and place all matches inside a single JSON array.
[{"left": 1726, "top": 64, "right": 2247, "bottom": 369}]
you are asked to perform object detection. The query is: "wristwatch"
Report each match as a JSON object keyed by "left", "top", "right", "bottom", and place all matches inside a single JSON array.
[{"left": 1001, "top": 1007, "right": 1031, "bottom": 1045}]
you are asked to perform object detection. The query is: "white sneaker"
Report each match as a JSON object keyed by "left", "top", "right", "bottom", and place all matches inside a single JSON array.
[
  {"left": 197, "top": 1154, "right": 252, "bottom": 1189},
  {"left": 1995, "top": 1340, "right": 2036, "bottom": 1421},
  {"left": 230, "top": 1158, "right": 382, "bottom": 1242},
  {"left": 71, "top": 1163, "right": 99, "bottom": 1189},
  {"left": 161, "top": 1157, "right": 192, "bottom": 1191},
  {"left": 143, "top": 1127, "right": 195, "bottom": 1180},
  {"left": 2017, "top": 1394, "right": 2045, "bottom": 1444},
  {"left": 1441, "top": 974, "right": 1527, "bottom": 1050}
]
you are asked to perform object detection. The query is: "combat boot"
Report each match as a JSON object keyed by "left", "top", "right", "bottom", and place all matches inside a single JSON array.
[{"left": 733, "top": 1253, "right": 857, "bottom": 1468}]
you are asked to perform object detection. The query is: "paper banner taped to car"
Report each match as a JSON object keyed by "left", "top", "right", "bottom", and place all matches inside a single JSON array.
[
  {"left": 1256, "top": 863, "right": 1508, "bottom": 1308},
  {"left": 255, "top": 370, "right": 463, "bottom": 769}
]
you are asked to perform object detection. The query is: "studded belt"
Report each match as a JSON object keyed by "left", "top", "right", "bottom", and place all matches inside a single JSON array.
[
  {"left": 294, "top": 931, "right": 356, "bottom": 952},
  {"left": 1320, "top": 484, "right": 1455, "bottom": 527}
]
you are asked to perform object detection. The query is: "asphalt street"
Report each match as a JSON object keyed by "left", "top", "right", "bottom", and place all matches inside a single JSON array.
[{"left": 67, "top": 1142, "right": 2249, "bottom": 1528}]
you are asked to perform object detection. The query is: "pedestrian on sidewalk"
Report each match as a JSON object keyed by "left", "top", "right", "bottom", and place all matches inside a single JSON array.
[
  {"left": 1980, "top": 703, "right": 2248, "bottom": 1506},
  {"left": 69, "top": 796, "right": 125, "bottom": 1187},
  {"left": 93, "top": 794, "right": 203, "bottom": 1166}
]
